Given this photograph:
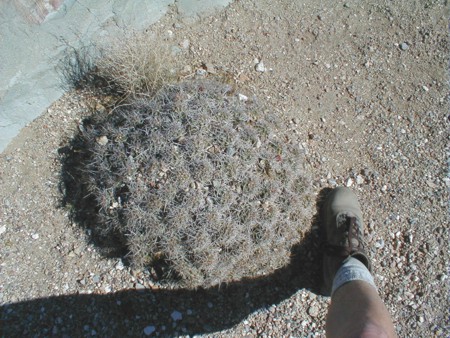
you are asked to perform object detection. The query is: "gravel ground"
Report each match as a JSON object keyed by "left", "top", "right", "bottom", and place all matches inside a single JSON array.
[{"left": 1, "top": 0, "right": 449, "bottom": 337}]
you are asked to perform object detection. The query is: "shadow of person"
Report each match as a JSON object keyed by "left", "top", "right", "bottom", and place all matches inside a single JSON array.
[
  {"left": 0, "top": 235, "right": 313, "bottom": 337},
  {"left": 7, "top": 131, "right": 333, "bottom": 336},
  {"left": 1, "top": 188, "right": 334, "bottom": 337}
]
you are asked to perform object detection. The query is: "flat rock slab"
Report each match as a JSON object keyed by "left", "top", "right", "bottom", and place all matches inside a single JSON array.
[{"left": 0, "top": 0, "right": 232, "bottom": 152}]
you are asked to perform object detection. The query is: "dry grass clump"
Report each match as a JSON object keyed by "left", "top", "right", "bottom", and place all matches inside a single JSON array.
[
  {"left": 58, "top": 31, "right": 175, "bottom": 99},
  {"left": 73, "top": 79, "right": 308, "bottom": 288},
  {"left": 94, "top": 31, "right": 175, "bottom": 98}
]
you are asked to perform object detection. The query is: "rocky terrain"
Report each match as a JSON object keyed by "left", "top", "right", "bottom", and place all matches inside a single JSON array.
[{"left": 1, "top": 0, "right": 449, "bottom": 337}]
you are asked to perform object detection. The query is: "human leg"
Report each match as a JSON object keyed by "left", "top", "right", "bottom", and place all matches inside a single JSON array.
[
  {"left": 326, "top": 280, "right": 396, "bottom": 338},
  {"left": 322, "top": 187, "right": 396, "bottom": 338}
]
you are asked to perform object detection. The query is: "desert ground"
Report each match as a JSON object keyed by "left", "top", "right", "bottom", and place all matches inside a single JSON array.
[{"left": 1, "top": 0, "right": 449, "bottom": 337}]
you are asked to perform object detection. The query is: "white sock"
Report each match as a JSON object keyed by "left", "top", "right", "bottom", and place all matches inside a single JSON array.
[{"left": 331, "top": 256, "right": 377, "bottom": 296}]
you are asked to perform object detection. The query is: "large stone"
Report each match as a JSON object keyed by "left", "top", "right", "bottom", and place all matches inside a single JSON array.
[{"left": 0, "top": 0, "right": 232, "bottom": 152}]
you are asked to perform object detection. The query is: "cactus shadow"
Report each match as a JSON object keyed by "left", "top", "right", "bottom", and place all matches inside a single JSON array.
[{"left": 1, "top": 189, "right": 332, "bottom": 337}]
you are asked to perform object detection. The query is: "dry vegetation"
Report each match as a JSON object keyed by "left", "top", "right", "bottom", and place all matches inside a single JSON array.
[
  {"left": 95, "top": 32, "right": 177, "bottom": 99},
  {"left": 60, "top": 33, "right": 310, "bottom": 288}
]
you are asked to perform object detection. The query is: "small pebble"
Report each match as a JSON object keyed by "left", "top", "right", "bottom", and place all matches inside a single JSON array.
[
  {"left": 204, "top": 63, "right": 216, "bottom": 74},
  {"left": 95, "top": 103, "right": 106, "bottom": 113},
  {"left": 196, "top": 69, "right": 207, "bottom": 76},
  {"left": 238, "top": 93, "right": 248, "bottom": 102},
  {"left": 308, "top": 304, "right": 319, "bottom": 317},
  {"left": 144, "top": 325, "right": 156, "bottom": 336},
  {"left": 255, "top": 62, "right": 267, "bottom": 72},
  {"left": 181, "top": 39, "right": 190, "bottom": 49},
  {"left": 135, "top": 283, "right": 145, "bottom": 290},
  {"left": 171, "top": 310, "right": 182, "bottom": 321},
  {"left": 96, "top": 136, "right": 108, "bottom": 146},
  {"left": 356, "top": 175, "right": 364, "bottom": 185},
  {"left": 181, "top": 65, "right": 192, "bottom": 73},
  {"left": 400, "top": 42, "right": 409, "bottom": 50},
  {"left": 375, "top": 239, "right": 385, "bottom": 249},
  {"left": 0, "top": 225, "right": 6, "bottom": 236},
  {"left": 171, "top": 46, "right": 182, "bottom": 56},
  {"left": 115, "top": 260, "right": 125, "bottom": 271},
  {"left": 31, "top": 233, "right": 39, "bottom": 240},
  {"left": 92, "top": 275, "right": 101, "bottom": 283},
  {"left": 346, "top": 178, "right": 354, "bottom": 187},
  {"left": 437, "top": 274, "right": 448, "bottom": 281}
]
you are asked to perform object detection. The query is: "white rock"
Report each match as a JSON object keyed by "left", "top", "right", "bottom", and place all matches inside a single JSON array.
[
  {"left": 422, "top": 85, "right": 429, "bottom": 92},
  {"left": 115, "top": 260, "right": 125, "bottom": 271},
  {"left": 144, "top": 325, "right": 156, "bottom": 335},
  {"left": 0, "top": 225, "right": 6, "bottom": 236},
  {"left": 255, "top": 62, "right": 266, "bottom": 72},
  {"left": 238, "top": 93, "right": 248, "bottom": 102},
  {"left": 356, "top": 175, "right": 364, "bottom": 185},
  {"left": 171, "top": 310, "right": 182, "bottom": 321},
  {"left": 346, "top": 178, "right": 354, "bottom": 187},
  {"left": 31, "top": 233, "right": 39, "bottom": 239},
  {"left": 96, "top": 136, "right": 108, "bottom": 146}
]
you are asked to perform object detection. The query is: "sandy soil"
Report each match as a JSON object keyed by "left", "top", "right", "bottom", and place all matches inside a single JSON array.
[{"left": 1, "top": 0, "right": 449, "bottom": 337}]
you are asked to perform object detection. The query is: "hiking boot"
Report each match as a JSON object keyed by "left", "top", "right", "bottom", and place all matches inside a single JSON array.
[{"left": 322, "top": 187, "right": 371, "bottom": 296}]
